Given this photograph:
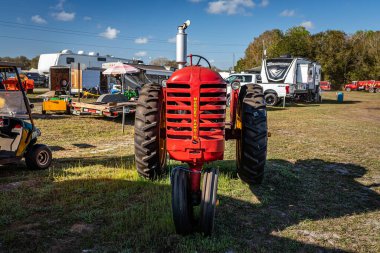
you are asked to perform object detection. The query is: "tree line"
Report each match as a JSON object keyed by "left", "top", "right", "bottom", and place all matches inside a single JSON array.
[
  {"left": 235, "top": 27, "right": 380, "bottom": 89},
  {"left": 0, "top": 56, "right": 39, "bottom": 70}
]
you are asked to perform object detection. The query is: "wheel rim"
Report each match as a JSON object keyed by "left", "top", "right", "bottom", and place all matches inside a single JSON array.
[
  {"left": 37, "top": 150, "right": 49, "bottom": 166},
  {"left": 266, "top": 96, "right": 274, "bottom": 105}
]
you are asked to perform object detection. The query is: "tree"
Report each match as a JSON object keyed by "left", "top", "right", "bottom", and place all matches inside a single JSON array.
[
  {"left": 281, "top": 26, "right": 312, "bottom": 58},
  {"left": 235, "top": 29, "right": 283, "bottom": 72},
  {"left": 150, "top": 57, "right": 177, "bottom": 68},
  {"left": 311, "top": 30, "right": 350, "bottom": 88}
]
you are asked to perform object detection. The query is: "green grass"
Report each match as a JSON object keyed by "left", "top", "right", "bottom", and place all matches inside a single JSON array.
[{"left": 0, "top": 91, "right": 379, "bottom": 252}]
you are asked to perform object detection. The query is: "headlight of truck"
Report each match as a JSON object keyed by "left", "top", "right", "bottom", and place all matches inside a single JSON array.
[{"left": 231, "top": 81, "right": 240, "bottom": 90}]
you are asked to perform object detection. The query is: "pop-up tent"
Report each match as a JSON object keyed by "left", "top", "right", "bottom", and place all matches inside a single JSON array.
[{"left": 102, "top": 63, "right": 140, "bottom": 93}]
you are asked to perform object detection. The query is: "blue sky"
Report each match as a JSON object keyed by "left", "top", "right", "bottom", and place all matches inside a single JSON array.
[{"left": 0, "top": 0, "right": 379, "bottom": 69}]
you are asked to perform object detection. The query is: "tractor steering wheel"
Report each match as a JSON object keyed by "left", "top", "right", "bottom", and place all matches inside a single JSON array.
[{"left": 187, "top": 54, "right": 212, "bottom": 69}]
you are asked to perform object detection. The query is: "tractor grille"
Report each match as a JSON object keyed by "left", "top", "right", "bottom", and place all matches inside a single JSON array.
[
  {"left": 166, "top": 83, "right": 226, "bottom": 140},
  {"left": 199, "top": 83, "right": 226, "bottom": 140},
  {"left": 166, "top": 83, "right": 192, "bottom": 140}
]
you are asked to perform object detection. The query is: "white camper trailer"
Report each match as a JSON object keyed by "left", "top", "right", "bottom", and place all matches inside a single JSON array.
[
  {"left": 38, "top": 50, "right": 141, "bottom": 75},
  {"left": 261, "top": 57, "right": 322, "bottom": 103}
]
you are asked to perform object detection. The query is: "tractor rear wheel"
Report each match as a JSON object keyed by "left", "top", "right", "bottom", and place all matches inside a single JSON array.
[
  {"left": 171, "top": 168, "right": 193, "bottom": 235},
  {"left": 134, "top": 83, "right": 166, "bottom": 179},
  {"left": 236, "top": 84, "right": 267, "bottom": 185},
  {"left": 200, "top": 168, "right": 219, "bottom": 236}
]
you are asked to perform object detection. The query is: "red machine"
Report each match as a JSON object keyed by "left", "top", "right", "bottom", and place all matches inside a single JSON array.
[
  {"left": 344, "top": 80, "right": 380, "bottom": 93},
  {"left": 320, "top": 81, "right": 331, "bottom": 91},
  {"left": 134, "top": 21, "right": 268, "bottom": 235}
]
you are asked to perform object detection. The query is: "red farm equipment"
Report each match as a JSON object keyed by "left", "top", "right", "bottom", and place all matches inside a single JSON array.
[{"left": 134, "top": 21, "right": 268, "bottom": 235}]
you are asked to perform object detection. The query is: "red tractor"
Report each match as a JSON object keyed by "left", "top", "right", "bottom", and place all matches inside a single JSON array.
[{"left": 134, "top": 21, "right": 268, "bottom": 235}]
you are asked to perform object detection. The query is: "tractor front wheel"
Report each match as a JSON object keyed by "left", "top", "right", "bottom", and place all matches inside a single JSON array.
[
  {"left": 236, "top": 84, "right": 268, "bottom": 185},
  {"left": 134, "top": 83, "right": 166, "bottom": 179},
  {"left": 200, "top": 168, "right": 219, "bottom": 236},
  {"left": 171, "top": 168, "right": 193, "bottom": 235}
]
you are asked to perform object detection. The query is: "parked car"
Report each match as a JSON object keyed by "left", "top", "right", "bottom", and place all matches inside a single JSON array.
[
  {"left": 24, "top": 72, "right": 47, "bottom": 87},
  {"left": 225, "top": 73, "right": 289, "bottom": 106}
]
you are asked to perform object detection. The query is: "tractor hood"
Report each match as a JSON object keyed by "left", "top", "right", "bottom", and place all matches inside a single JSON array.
[{"left": 167, "top": 66, "right": 225, "bottom": 84}]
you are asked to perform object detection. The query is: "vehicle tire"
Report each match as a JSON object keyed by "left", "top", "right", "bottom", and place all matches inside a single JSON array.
[
  {"left": 345, "top": 87, "right": 351, "bottom": 92},
  {"left": 376, "top": 88, "right": 380, "bottom": 93},
  {"left": 368, "top": 87, "right": 375, "bottom": 93},
  {"left": 25, "top": 144, "right": 52, "bottom": 170},
  {"left": 264, "top": 93, "right": 278, "bottom": 106},
  {"left": 42, "top": 110, "right": 46, "bottom": 115},
  {"left": 200, "top": 168, "right": 219, "bottom": 236},
  {"left": 134, "top": 83, "right": 166, "bottom": 179},
  {"left": 236, "top": 84, "right": 267, "bottom": 185},
  {"left": 65, "top": 106, "right": 71, "bottom": 115},
  {"left": 171, "top": 167, "right": 193, "bottom": 235}
]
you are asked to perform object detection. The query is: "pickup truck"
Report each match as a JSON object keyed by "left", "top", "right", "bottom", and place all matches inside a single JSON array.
[{"left": 225, "top": 73, "right": 289, "bottom": 106}]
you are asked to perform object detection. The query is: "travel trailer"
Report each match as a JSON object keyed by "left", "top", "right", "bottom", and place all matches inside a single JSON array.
[
  {"left": 261, "top": 57, "right": 322, "bottom": 103},
  {"left": 38, "top": 50, "right": 142, "bottom": 75}
]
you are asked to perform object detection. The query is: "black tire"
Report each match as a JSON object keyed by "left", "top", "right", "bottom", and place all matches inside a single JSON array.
[
  {"left": 200, "top": 168, "right": 219, "bottom": 236},
  {"left": 375, "top": 88, "right": 380, "bottom": 93},
  {"left": 25, "top": 144, "right": 52, "bottom": 170},
  {"left": 171, "top": 168, "right": 193, "bottom": 235},
  {"left": 264, "top": 93, "right": 278, "bottom": 106},
  {"left": 345, "top": 87, "right": 351, "bottom": 92},
  {"left": 134, "top": 83, "right": 166, "bottom": 179},
  {"left": 236, "top": 84, "right": 268, "bottom": 185},
  {"left": 42, "top": 110, "right": 46, "bottom": 115}
]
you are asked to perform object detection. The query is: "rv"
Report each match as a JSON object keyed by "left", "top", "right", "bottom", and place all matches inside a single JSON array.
[
  {"left": 38, "top": 50, "right": 142, "bottom": 75},
  {"left": 261, "top": 57, "right": 322, "bottom": 103}
]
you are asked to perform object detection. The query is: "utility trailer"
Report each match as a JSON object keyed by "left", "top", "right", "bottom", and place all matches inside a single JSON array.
[
  {"left": 71, "top": 94, "right": 136, "bottom": 118},
  {"left": 261, "top": 57, "right": 322, "bottom": 103}
]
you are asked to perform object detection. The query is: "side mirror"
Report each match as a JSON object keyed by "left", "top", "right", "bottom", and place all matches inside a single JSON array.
[{"left": 30, "top": 104, "right": 35, "bottom": 109}]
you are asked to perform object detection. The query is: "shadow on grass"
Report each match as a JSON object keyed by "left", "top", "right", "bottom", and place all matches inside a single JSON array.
[{"left": 0, "top": 158, "right": 379, "bottom": 252}]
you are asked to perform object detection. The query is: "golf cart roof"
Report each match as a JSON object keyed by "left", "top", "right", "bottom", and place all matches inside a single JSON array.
[{"left": 0, "top": 62, "right": 23, "bottom": 68}]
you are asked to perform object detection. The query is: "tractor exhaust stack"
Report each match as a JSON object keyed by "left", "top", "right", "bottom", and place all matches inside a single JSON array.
[{"left": 176, "top": 20, "right": 191, "bottom": 69}]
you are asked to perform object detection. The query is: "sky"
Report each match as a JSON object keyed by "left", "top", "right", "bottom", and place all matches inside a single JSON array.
[{"left": 0, "top": 0, "right": 379, "bottom": 69}]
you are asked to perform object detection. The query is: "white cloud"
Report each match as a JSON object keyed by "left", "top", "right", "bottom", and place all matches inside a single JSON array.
[
  {"left": 83, "top": 16, "right": 92, "bottom": 21},
  {"left": 31, "top": 15, "right": 47, "bottom": 24},
  {"left": 207, "top": 0, "right": 255, "bottom": 15},
  {"left": 53, "top": 11, "right": 75, "bottom": 21},
  {"left": 168, "top": 37, "right": 176, "bottom": 43},
  {"left": 259, "top": 0, "right": 269, "bottom": 7},
  {"left": 99, "top": 27, "right": 120, "bottom": 40},
  {"left": 300, "top": 21, "right": 314, "bottom": 29},
  {"left": 135, "top": 37, "right": 149, "bottom": 44},
  {"left": 53, "top": 0, "right": 65, "bottom": 10},
  {"left": 135, "top": 51, "right": 147, "bottom": 57},
  {"left": 280, "top": 9, "right": 295, "bottom": 17}
]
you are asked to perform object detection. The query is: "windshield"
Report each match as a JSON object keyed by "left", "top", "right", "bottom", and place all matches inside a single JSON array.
[{"left": 0, "top": 66, "right": 28, "bottom": 118}]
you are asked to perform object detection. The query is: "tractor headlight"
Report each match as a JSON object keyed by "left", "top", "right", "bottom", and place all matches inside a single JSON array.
[
  {"left": 161, "top": 80, "right": 167, "bottom": 88},
  {"left": 231, "top": 81, "right": 240, "bottom": 90}
]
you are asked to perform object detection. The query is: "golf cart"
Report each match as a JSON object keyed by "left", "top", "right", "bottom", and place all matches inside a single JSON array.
[{"left": 0, "top": 62, "right": 52, "bottom": 169}]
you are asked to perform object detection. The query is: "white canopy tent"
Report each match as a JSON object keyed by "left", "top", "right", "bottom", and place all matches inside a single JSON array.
[{"left": 102, "top": 63, "right": 140, "bottom": 93}]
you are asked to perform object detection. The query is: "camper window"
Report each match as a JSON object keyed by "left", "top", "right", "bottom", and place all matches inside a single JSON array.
[
  {"left": 97, "top": 57, "right": 106, "bottom": 62},
  {"left": 66, "top": 57, "right": 75, "bottom": 64}
]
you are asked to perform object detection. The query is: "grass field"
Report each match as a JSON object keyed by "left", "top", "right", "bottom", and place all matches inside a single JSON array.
[{"left": 0, "top": 91, "right": 379, "bottom": 252}]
